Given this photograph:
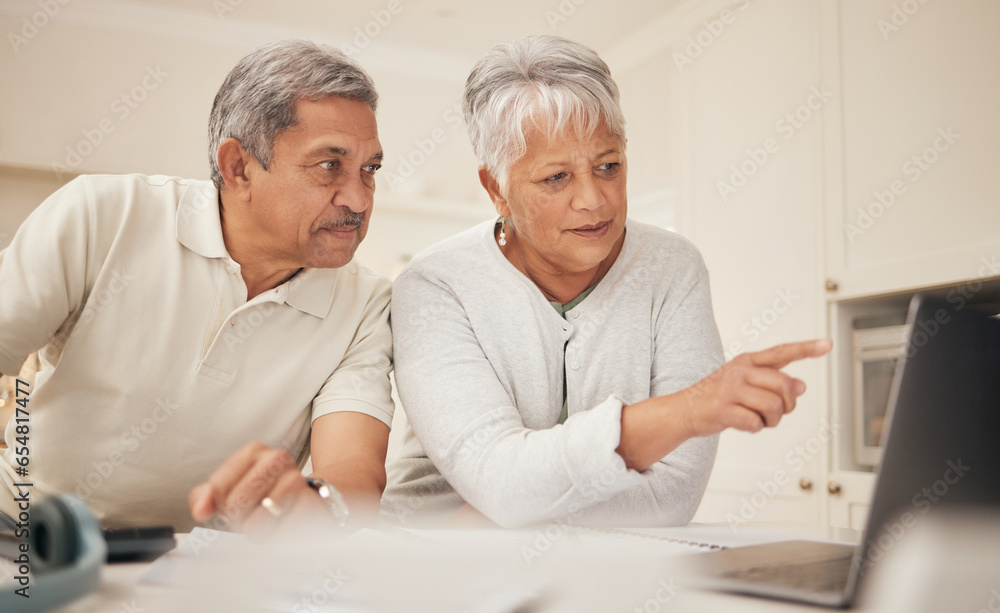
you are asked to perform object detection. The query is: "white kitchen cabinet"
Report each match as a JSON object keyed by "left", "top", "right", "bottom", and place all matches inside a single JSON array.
[
  {"left": 663, "top": 0, "right": 1000, "bottom": 527},
  {"left": 819, "top": 0, "right": 1000, "bottom": 526},
  {"left": 820, "top": 0, "right": 1000, "bottom": 301},
  {"left": 658, "top": 0, "right": 828, "bottom": 526}
]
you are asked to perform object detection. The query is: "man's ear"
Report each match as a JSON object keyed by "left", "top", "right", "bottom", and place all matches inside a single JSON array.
[
  {"left": 478, "top": 166, "right": 510, "bottom": 218},
  {"left": 217, "top": 138, "right": 255, "bottom": 200}
]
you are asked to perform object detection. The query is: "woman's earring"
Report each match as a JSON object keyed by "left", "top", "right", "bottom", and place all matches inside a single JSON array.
[{"left": 498, "top": 218, "right": 507, "bottom": 247}]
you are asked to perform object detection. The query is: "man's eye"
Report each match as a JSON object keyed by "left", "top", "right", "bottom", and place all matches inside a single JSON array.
[
  {"left": 545, "top": 172, "right": 567, "bottom": 183},
  {"left": 597, "top": 162, "right": 620, "bottom": 172},
  {"left": 364, "top": 163, "right": 382, "bottom": 174},
  {"left": 320, "top": 161, "right": 339, "bottom": 171}
]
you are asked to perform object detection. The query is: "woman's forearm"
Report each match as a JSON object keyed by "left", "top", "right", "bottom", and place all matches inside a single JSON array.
[
  {"left": 616, "top": 391, "right": 694, "bottom": 471},
  {"left": 617, "top": 339, "right": 833, "bottom": 471}
]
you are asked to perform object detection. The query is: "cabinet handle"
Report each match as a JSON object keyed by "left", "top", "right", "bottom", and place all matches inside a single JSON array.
[
  {"left": 799, "top": 477, "right": 813, "bottom": 492},
  {"left": 827, "top": 481, "right": 842, "bottom": 495},
  {"left": 825, "top": 279, "right": 839, "bottom": 292}
]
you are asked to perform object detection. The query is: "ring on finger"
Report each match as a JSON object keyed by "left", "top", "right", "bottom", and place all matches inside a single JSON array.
[{"left": 261, "top": 496, "right": 283, "bottom": 518}]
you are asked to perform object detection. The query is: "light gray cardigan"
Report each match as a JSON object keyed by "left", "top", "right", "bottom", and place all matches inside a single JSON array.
[{"left": 382, "top": 218, "right": 724, "bottom": 528}]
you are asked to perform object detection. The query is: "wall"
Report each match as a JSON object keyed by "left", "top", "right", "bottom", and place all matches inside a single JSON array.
[{"left": 0, "top": 6, "right": 489, "bottom": 281}]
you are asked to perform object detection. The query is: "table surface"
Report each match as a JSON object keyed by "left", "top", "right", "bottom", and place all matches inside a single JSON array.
[{"left": 5, "top": 522, "right": 877, "bottom": 613}]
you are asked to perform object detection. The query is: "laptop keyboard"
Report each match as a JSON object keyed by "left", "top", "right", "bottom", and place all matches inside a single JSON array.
[{"left": 720, "top": 553, "right": 854, "bottom": 593}]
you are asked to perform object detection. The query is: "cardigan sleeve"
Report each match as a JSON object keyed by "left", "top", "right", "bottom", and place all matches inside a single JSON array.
[
  {"left": 391, "top": 268, "right": 648, "bottom": 528},
  {"left": 605, "top": 266, "right": 724, "bottom": 525},
  {"left": 550, "top": 257, "right": 725, "bottom": 527}
]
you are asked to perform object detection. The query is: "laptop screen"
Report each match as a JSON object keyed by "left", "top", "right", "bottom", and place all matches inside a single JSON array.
[{"left": 851, "top": 295, "right": 1000, "bottom": 594}]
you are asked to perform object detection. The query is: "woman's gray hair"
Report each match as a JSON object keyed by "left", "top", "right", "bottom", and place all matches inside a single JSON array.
[
  {"left": 208, "top": 39, "right": 378, "bottom": 189},
  {"left": 463, "top": 35, "right": 626, "bottom": 189}
]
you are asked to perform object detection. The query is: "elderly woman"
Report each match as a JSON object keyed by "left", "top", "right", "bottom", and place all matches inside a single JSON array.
[{"left": 382, "top": 35, "right": 829, "bottom": 528}]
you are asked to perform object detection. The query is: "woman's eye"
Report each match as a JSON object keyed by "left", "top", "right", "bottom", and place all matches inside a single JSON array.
[
  {"left": 545, "top": 172, "right": 567, "bottom": 183},
  {"left": 598, "top": 162, "right": 620, "bottom": 172}
]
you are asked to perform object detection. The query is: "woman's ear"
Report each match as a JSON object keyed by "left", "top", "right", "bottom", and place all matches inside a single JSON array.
[
  {"left": 216, "top": 138, "right": 254, "bottom": 200},
  {"left": 478, "top": 166, "right": 510, "bottom": 218}
]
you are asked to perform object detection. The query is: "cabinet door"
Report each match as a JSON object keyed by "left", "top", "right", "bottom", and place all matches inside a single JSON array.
[
  {"left": 826, "top": 470, "right": 876, "bottom": 531},
  {"left": 822, "top": 0, "right": 1000, "bottom": 300},
  {"left": 662, "top": 0, "right": 827, "bottom": 526}
]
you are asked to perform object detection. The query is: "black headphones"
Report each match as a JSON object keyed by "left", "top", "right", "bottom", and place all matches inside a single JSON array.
[{"left": 0, "top": 495, "right": 105, "bottom": 612}]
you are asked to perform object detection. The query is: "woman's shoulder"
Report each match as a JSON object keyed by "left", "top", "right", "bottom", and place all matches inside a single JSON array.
[
  {"left": 397, "top": 219, "right": 499, "bottom": 284},
  {"left": 623, "top": 219, "right": 707, "bottom": 272}
]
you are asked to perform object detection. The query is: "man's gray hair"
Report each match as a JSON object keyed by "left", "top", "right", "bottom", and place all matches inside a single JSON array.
[
  {"left": 463, "top": 35, "right": 626, "bottom": 190},
  {"left": 208, "top": 39, "right": 378, "bottom": 189}
]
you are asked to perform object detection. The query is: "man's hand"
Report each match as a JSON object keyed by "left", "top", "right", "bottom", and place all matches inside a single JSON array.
[
  {"left": 188, "top": 442, "right": 321, "bottom": 532},
  {"left": 680, "top": 339, "right": 833, "bottom": 437},
  {"left": 188, "top": 412, "right": 389, "bottom": 532}
]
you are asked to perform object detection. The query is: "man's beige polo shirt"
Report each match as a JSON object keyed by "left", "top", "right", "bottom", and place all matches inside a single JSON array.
[{"left": 0, "top": 174, "right": 393, "bottom": 528}]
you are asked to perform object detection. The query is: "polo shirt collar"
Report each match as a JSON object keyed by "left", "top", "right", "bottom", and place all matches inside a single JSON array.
[
  {"left": 175, "top": 181, "right": 229, "bottom": 259},
  {"left": 285, "top": 267, "right": 338, "bottom": 319},
  {"left": 175, "top": 181, "right": 338, "bottom": 319}
]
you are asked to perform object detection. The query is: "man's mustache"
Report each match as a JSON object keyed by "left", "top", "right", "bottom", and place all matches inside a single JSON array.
[{"left": 316, "top": 211, "right": 366, "bottom": 231}]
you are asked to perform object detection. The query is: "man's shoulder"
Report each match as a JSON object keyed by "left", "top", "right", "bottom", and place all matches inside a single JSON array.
[
  {"left": 72, "top": 173, "right": 208, "bottom": 194},
  {"left": 340, "top": 259, "right": 392, "bottom": 296},
  {"left": 297, "top": 260, "right": 392, "bottom": 313},
  {"left": 64, "top": 173, "right": 213, "bottom": 218}
]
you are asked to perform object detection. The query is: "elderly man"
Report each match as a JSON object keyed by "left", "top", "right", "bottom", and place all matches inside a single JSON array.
[{"left": 0, "top": 40, "right": 392, "bottom": 531}]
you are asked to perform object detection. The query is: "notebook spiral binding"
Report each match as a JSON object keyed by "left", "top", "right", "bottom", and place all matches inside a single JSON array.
[{"left": 575, "top": 525, "right": 728, "bottom": 550}]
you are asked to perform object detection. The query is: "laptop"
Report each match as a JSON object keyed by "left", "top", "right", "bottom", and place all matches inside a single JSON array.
[{"left": 684, "top": 295, "right": 1000, "bottom": 607}]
